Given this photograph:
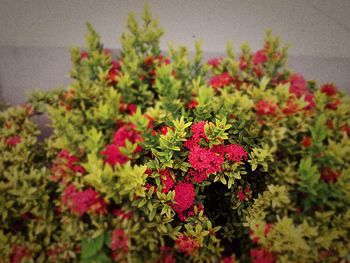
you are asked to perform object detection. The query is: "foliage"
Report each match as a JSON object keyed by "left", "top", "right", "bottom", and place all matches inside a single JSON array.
[{"left": 1, "top": 5, "right": 350, "bottom": 263}]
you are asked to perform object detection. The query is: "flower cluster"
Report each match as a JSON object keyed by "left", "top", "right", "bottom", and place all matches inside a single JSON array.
[
  {"left": 175, "top": 234, "right": 200, "bottom": 256},
  {"left": 50, "top": 149, "right": 85, "bottom": 182},
  {"left": 111, "top": 229, "right": 129, "bottom": 259},
  {"left": 61, "top": 184, "right": 107, "bottom": 216},
  {"left": 100, "top": 124, "right": 142, "bottom": 166}
]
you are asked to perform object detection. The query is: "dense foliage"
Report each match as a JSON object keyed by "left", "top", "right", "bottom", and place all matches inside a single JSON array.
[{"left": 1, "top": 6, "right": 350, "bottom": 263}]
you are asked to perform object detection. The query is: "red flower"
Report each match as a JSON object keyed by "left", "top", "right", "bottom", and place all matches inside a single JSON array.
[
  {"left": 80, "top": 51, "right": 89, "bottom": 60},
  {"left": 188, "top": 147, "right": 224, "bottom": 174},
  {"left": 341, "top": 124, "right": 350, "bottom": 135},
  {"left": 290, "top": 74, "right": 308, "bottom": 97},
  {"left": 111, "top": 229, "right": 129, "bottom": 259},
  {"left": 176, "top": 234, "right": 200, "bottom": 256},
  {"left": 51, "top": 150, "right": 85, "bottom": 182},
  {"left": 250, "top": 248, "right": 276, "bottom": 263},
  {"left": 159, "top": 169, "right": 175, "bottom": 193},
  {"left": 157, "top": 246, "right": 175, "bottom": 263},
  {"left": 239, "top": 56, "right": 248, "bottom": 70},
  {"left": 320, "top": 83, "right": 338, "bottom": 96},
  {"left": 5, "top": 136, "right": 21, "bottom": 146},
  {"left": 113, "top": 124, "right": 142, "bottom": 153},
  {"left": 188, "top": 169, "right": 208, "bottom": 183},
  {"left": 184, "top": 121, "right": 208, "bottom": 149},
  {"left": 62, "top": 184, "right": 107, "bottom": 216},
  {"left": 224, "top": 144, "right": 248, "bottom": 163},
  {"left": 188, "top": 99, "right": 198, "bottom": 109},
  {"left": 321, "top": 167, "right": 341, "bottom": 183},
  {"left": 289, "top": 74, "right": 315, "bottom": 109},
  {"left": 113, "top": 209, "right": 133, "bottom": 220},
  {"left": 220, "top": 256, "right": 237, "bottom": 263},
  {"left": 100, "top": 144, "right": 129, "bottom": 166},
  {"left": 209, "top": 72, "right": 233, "bottom": 89},
  {"left": 207, "top": 58, "right": 221, "bottom": 68},
  {"left": 255, "top": 100, "right": 277, "bottom": 116},
  {"left": 253, "top": 49, "right": 268, "bottom": 65},
  {"left": 10, "top": 245, "right": 31, "bottom": 263},
  {"left": 237, "top": 191, "right": 246, "bottom": 201},
  {"left": 282, "top": 98, "right": 299, "bottom": 115},
  {"left": 173, "top": 183, "right": 196, "bottom": 215},
  {"left": 108, "top": 60, "right": 121, "bottom": 84},
  {"left": 301, "top": 136, "right": 312, "bottom": 148},
  {"left": 326, "top": 98, "right": 341, "bottom": 110}
]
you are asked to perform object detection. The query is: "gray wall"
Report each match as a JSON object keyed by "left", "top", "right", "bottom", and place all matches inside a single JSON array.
[{"left": 1, "top": 0, "right": 350, "bottom": 105}]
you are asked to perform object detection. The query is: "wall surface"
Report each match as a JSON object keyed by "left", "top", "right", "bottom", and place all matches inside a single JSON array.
[{"left": 0, "top": 0, "right": 349, "bottom": 105}]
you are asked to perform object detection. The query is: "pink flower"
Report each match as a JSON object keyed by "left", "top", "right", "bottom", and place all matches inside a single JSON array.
[
  {"left": 188, "top": 147, "right": 224, "bottom": 174},
  {"left": 173, "top": 183, "right": 196, "bottom": 215},
  {"left": 184, "top": 121, "right": 208, "bottom": 149},
  {"left": 188, "top": 99, "right": 198, "bottom": 109},
  {"left": 111, "top": 229, "right": 129, "bottom": 258},
  {"left": 326, "top": 98, "right": 341, "bottom": 110},
  {"left": 253, "top": 49, "right": 268, "bottom": 65},
  {"left": 80, "top": 51, "right": 89, "bottom": 60},
  {"left": 10, "top": 245, "right": 31, "bottom": 263},
  {"left": 159, "top": 169, "right": 175, "bottom": 193},
  {"left": 113, "top": 209, "right": 133, "bottom": 220},
  {"left": 176, "top": 234, "right": 200, "bottom": 256},
  {"left": 290, "top": 74, "right": 308, "bottom": 97},
  {"left": 225, "top": 144, "right": 248, "bottom": 163},
  {"left": 320, "top": 83, "right": 338, "bottom": 96},
  {"left": 113, "top": 124, "right": 142, "bottom": 152},
  {"left": 239, "top": 57, "right": 248, "bottom": 70},
  {"left": 157, "top": 246, "right": 175, "bottom": 263},
  {"left": 220, "top": 256, "right": 237, "bottom": 263},
  {"left": 255, "top": 100, "right": 277, "bottom": 116},
  {"left": 108, "top": 60, "right": 121, "bottom": 84},
  {"left": 289, "top": 74, "right": 315, "bottom": 109},
  {"left": 189, "top": 169, "right": 208, "bottom": 184},
  {"left": 5, "top": 136, "right": 21, "bottom": 146},
  {"left": 209, "top": 72, "right": 233, "bottom": 89},
  {"left": 250, "top": 248, "right": 276, "bottom": 263},
  {"left": 51, "top": 150, "right": 85, "bottom": 182},
  {"left": 62, "top": 184, "right": 107, "bottom": 216},
  {"left": 100, "top": 144, "right": 129, "bottom": 166},
  {"left": 301, "top": 136, "right": 312, "bottom": 148},
  {"left": 282, "top": 98, "right": 299, "bottom": 116},
  {"left": 321, "top": 167, "right": 341, "bottom": 183},
  {"left": 207, "top": 58, "right": 221, "bottom": 68},
  {"left": 237, "top": 191, "right": 246, "bottom": 201}
]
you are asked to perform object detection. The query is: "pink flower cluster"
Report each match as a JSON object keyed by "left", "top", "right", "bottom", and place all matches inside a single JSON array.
[
  {"left": 5, "top": 135, "right": 22, "bottom": 146},
  {"left": 108, "top": 60, "right": 121, "bottom": 84},
  {"left": 289, "top": 74, "right": 315, "bottom": 109},
  {"left": 10, "top": 245, "right": 31, "bottom": 263},
  {"left": 100, "top": 124, "right": 142, "bottom": 166},
  {"left": 255, "top": 100, "right": 278, "bottom": 116},
  {"left": 209, "top": 72, "right": 233, "bottom": 89},
  {"left": 320, "top": 83, "right": 341, "bottom": 110},
  {"left": 61, "top": 184, "right": 107, "bottom": 216},
  {"left": 175, "top": 233, "right": 200, "bottom": 256},
  {"left": 185, "top": 122, "right": 248, "bottom": 180},
  {"left": 111, "top": 229, "right": 129, "bottom": 260},
  {"left": 51, "top": 150, "right": 85, "bottom": 182},
  {"left": 159, "top": 169, "right": 175, "bottom": 193},
  {"left": 250, "top": 248, "right": 276, "bottom": 263},
  {"left": 253, "top": 49, "right": 268, "bottom": 65},
  {"left": 173, "top": 183, "right": 196, "bottom": 220}
]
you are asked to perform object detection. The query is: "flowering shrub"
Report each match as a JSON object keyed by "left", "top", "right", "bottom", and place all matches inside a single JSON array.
[{"left": 2, "top": 6, "right": 350, "bottom": 262}]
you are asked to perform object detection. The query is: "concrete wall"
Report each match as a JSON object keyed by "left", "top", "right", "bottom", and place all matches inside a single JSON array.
[{"left": 1, "top": 0, "right": 349, "bottom": 105}]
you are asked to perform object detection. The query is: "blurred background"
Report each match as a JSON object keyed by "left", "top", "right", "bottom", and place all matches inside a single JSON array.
[{"left": 1, "top": 0, "right": 350, "bottom": 105}]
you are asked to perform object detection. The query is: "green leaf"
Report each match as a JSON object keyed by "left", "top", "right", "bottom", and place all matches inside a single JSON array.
[{"left": 81, "top": 234, "right": 105, "bottom": 259}]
